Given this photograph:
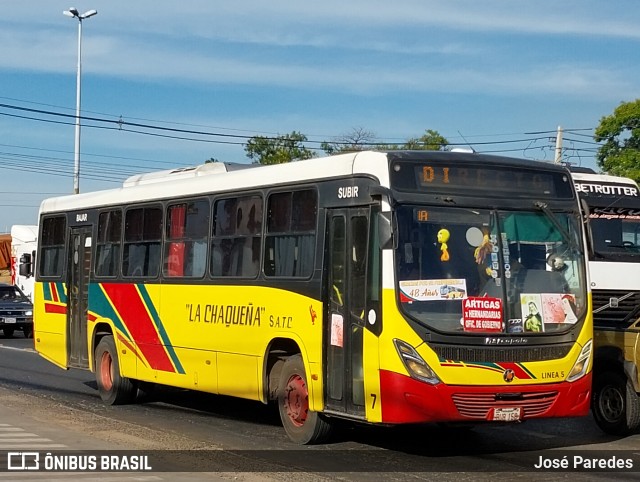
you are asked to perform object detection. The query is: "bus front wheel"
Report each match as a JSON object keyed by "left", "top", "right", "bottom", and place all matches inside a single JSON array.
[
  {"left": 95, "top": 335, "right": 137, "bottom": 405},
  {"left": 592, "top": 370, "right": 640, "bottom": 435},
  {"left": 277, "top": 354, "right": 332, "bottom": 444}
]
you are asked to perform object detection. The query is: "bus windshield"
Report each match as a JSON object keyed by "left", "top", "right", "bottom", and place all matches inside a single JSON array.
[
  {"left": 589, "top": 207, "right": 640, "bottom": 260},
  {"left": 395, "top": 205, "right": 586, "bottom": 335}
]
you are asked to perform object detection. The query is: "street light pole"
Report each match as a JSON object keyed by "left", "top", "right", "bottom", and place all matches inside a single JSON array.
[{"left": 63, "top": 7, "right": 98, "bottom": 194}]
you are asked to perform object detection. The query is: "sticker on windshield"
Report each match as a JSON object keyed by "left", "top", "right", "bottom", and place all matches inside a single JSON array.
[
  {"left": 399, "top": 279, "right": 467, "bottom": 302},
  {"left": 541, "top": 293, "right": 578, "bottom": 325},
  {"left": 521, "top": 293, "right": 578, "bottom": 330},
  {"left": 462, "top": 297, "right": 503, "bottom": 332},
  {"left": 520, "top": 294, "right": 545, "bottom": 332},
  {"left": 507, "top": 318, "right": 524, "bottom": 333},
  {"left": 330, "top": 314, "right": 344, "bottom": 347}
]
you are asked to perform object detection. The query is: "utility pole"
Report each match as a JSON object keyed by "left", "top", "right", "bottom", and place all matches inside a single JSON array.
[
  {"left": 63, "top": 7, "right": 98, "bottom": 194},
  {"left": 554, "top": 125, "right": 563, "bottom": 164}
]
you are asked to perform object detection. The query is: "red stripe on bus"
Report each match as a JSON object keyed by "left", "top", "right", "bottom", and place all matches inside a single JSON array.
[
  {"left": 44, "top": 303, "right": 66, "bottom": 314},
  {"left": 101, "top": 283, "right": 175, "bottom": 372},
  {"left": 50, "top": 283, "right": 59, "bottom": 302}
]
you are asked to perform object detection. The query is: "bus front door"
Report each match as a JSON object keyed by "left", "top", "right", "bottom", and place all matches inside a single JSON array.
[
  {"left": 67, "top": 227, "right": 91, "bottom": 369},
  {"left": 325, "top": 208, "right": 367, "bottom": 418}
]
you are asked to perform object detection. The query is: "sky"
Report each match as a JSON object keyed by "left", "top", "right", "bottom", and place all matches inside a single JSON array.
[{"left": 0, "top": 0, "right": 638, "bottom": 232}]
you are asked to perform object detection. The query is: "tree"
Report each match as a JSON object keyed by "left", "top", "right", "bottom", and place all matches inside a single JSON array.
[
  {"left": 404, "top": 129, "right": 449, "bottom": 151},
  {"left": 594, "top": 99, "right": 640, "bottom": 182},
  {"left": 321, "top": 127, "right": 377, "bottom": 155},
  {"left": 376, "top": 129, "right": 449, "bottom": 151},
  {"left": 322, "top": 128, "right": 449, "bottom": 154},
  {"left": 245, "top": 131, "right": 315, "bottom": 165}
]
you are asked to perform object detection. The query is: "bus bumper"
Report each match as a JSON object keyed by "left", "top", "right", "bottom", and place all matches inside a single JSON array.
[{"left": 379, "top": 370, "right": 591, "bottom": 424}]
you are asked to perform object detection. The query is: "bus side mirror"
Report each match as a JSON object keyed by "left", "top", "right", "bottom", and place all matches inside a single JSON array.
[
  {"left": 579, "top": 198, "right": 590, "bottom": 222},
  {"left": 19, "top": 253, "right": 33, "bottom": 277},
  {"left": 378, "top": 212, "right": 393, "bottom": 250},
  {"left": 579, "top": 198, "right": 594, "bottom": 258}
]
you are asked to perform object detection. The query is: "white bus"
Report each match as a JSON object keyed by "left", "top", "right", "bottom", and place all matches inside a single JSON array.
[{"left": 572, "top": 168, "right": 640, "bottom": 434}]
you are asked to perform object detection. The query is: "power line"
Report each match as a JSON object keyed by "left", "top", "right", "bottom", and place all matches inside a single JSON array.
[
  {"left": 0, "top": 95, "right": 286, "bottom": 137},
  {"left": 0, "top": 101, "right": 603, "bottom": 150},
  {"left": 4, "top": 95, "right": 602, "bottom": 145},
  {"left": 0, "top": 97, "right": 608, "bottom": 182},
  {"left": 0, "top": 142, "right": 193, "bottom": 167},
  {"left": 0, "top": 103, "right": 297, "bottom": 143}
]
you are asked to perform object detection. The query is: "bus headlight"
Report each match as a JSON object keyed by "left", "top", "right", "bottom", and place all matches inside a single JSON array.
[
  {"left": 393, "top": 339, "right": 440, "bottom": 385},
  {"left": 567, "top": 339, "right": 592, "bottom": 382}
]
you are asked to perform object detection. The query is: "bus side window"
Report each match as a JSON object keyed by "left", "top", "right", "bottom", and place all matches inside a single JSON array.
[
  {"left": 211, "top": 195, "right": 262, "bottom": 278},
  {"left": 95, "top": 210, "right": 122, "bottom": 277},
  {"left": 350, "top": 216, "right": 368, "bottom": 318},
  {"left": 39, "top": 216, "right": 67, "bottom": 277},
  {"left": 265, "top": 189, "right": 316, "bottom": 278},
  {"left": 330, "top": 216, "right": 346, "bottom": 307},
  {"left": 165, "top": 199, "right": 209, "bottom": 278},
  {"left": 123, "top": 205, "right": 162, "bottom": 278}
]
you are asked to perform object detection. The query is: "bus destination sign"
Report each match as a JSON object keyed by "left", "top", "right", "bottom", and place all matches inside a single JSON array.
[{"left": 390, "top": 162, "right": 573, "bottom": 199}]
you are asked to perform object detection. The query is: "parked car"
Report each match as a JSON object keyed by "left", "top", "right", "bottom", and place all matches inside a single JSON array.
[{"left": 0, "top": 283, "right": 33, "bottom": 338}]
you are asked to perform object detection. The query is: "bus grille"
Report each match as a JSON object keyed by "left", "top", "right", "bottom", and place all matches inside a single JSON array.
[
  {"left": 430, "top": 344, "right": 573, "bottom": 363},
  {"left": 451, "top": 391, "right": 558, "bottom": 419},
  {"left": 592, "top": 289, "right": 640, "bottom": 328}
]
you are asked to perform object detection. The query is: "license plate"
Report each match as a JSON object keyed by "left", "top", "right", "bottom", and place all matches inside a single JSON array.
[
  {"left": 492, "top": 407, "right": 521, "bottom": 421},
  {"left": 3, "top": 318, "right": 16, "bottom": 324}
]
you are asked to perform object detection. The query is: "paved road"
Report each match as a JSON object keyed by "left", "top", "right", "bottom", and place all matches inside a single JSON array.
[{"left": 0, "top": 336, "right": 638, "bottom": 481}]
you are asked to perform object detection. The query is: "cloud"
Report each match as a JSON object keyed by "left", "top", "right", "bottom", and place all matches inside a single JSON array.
[
  {"left": 0, "top": 23, "right": 633, "bottom": 102},
  {"left": 1, "top": 1, "right": 638, "bottom": 97},
  {"left": 73, "top": 0, "right": 640, "bottom": 41},
  {"left": 88, "top": 40, "right": 640, "bottom": 101}
]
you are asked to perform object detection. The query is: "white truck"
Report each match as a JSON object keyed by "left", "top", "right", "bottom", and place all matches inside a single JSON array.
[
  {"left": 10, "top": 225, "right": 38, "bottom": 302},
  {"left": 571, "top": 168, "right": 640, "bottom": 435}
]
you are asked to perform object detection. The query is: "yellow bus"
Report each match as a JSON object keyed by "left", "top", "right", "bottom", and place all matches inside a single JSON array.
[{"left": 34, "top": 150, "right": 592, "bottom": 444}]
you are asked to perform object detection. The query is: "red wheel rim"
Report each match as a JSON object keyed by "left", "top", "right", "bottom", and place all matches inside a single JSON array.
[
  {"left": 284, "top": 374, "right": 308, "bottom": 426},
  {"left": 99, "top": 351, "right": 113, "bottom": 391}
]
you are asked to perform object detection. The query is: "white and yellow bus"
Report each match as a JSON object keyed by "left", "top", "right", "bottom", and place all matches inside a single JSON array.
[
  {"left": 571, "top": 168, "right": 640, "bottom": 434},
  {"left": 34, "top": 151, "right": 592, "bottom": 444}
]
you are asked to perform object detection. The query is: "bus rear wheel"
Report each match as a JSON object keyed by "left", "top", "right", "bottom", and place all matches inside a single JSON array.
[
  {"left": 592, "top": 370, "right": 640, "bottom": 435},
  {"left": 277, "top": 354, "right": 332, "bottom": 444},
  {"left": 95, "top": 335, "right": 137, "bottom": 405}
]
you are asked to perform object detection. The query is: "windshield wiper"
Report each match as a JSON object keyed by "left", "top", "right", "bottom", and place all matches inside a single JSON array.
[{"left": 533, "top": 201, "right": 582, "bottom": 254}]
